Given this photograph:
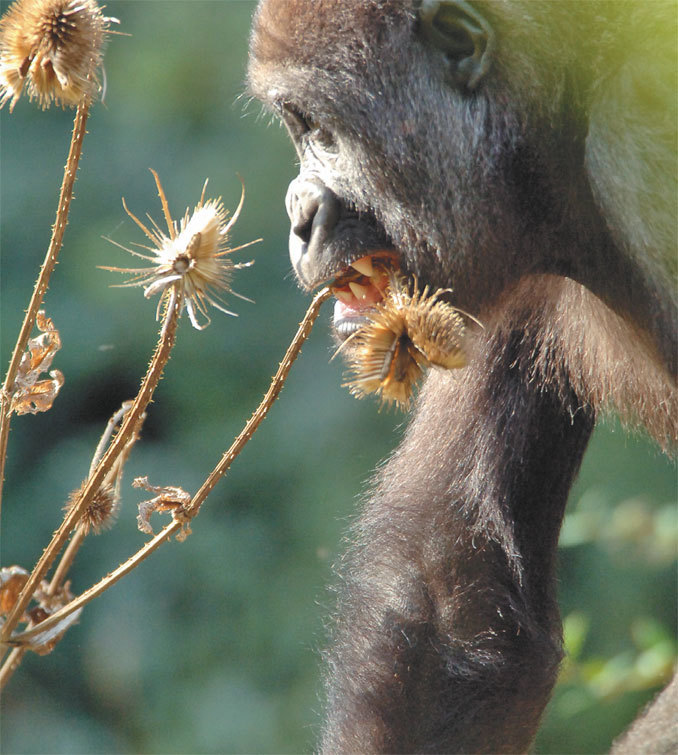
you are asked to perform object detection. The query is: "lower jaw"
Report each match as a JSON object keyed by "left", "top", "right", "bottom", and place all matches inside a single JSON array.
[
  {"left": 332, "top": 303, "right": 372, "bottom": 338},
  {"left": 328, "top": 250, "right": 400, "bottom": 339}
]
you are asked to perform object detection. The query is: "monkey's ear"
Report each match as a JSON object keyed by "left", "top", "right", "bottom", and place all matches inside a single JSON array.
[{"left": 417, "top": 0, "right": 494, "bottom": 90}]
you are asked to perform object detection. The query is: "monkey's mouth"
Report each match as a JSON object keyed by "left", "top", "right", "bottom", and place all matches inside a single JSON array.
[
  {"left": 285, "top": 179, "right": 402, "bottom": 338},
  {"left": 328, "top": 251, "right": 400, "bottom": 338}
]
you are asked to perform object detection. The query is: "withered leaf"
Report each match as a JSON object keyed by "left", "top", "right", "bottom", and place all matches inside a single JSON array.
[
  {"left": 10, "top": 606, "right": 82, "bottom": 656},
  {"left": 11, "top": 311, "right": 64, "bottom": 415},
  {"left": 0, "top": 565, "right": 29, "bottom": 615},
  {"left": 1, "top": 576, "right": 80, "bottom": 656},
  {"left": 21, "top": 580, "right": 80, "bottom": 655},
  {"left": 134, "top": 476, "right": 193, "bottom": 541}
]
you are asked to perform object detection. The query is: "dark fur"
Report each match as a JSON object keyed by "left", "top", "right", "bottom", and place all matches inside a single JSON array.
[{"left": 248, "top": 1, "right": 677, "bottom": 751}]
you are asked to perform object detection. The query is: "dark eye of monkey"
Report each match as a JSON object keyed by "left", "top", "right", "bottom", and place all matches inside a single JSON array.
[
  {"left": 280, "top": 102, "right": 335, "bottom": 151},
  {"left": 280, "top": 102, "right": 311, "bottom": 140}
]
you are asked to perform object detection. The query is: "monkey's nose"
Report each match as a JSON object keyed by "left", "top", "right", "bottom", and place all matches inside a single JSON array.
[{"left": 286, "top": 176, "right": 340, "bottom": 287}]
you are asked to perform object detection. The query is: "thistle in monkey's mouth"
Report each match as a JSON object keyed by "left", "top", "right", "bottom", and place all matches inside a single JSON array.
[
  {"left": 329, "top": 250, "right": 400, "bottom": 339},
  {"left": 334, "top": 266, "right": 471, "bottom": 410},
  {"left": 325, "top": 249, "right": 473, "bottom": 410}
]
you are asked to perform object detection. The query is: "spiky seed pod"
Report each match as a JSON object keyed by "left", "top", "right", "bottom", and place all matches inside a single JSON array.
[
  {"left": 103, "top": 170, "right": 255, "bottom": 330},
  {"left": 0, "top": 0, "right": 112, "bottom": 111},
  {"left": 344, "top": 304, "right": 427, "bottom": 409},
  {"left": 65, "top": 480, "right": 118, "bottom": 534},
  {"left": 402, "top": 287, "right": 468, "bottom": 371},
  {"left": 344, "top": 276, "right": 469, "bottom": 409}
]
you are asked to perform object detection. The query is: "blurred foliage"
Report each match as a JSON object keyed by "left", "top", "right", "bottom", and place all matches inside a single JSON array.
[
  {"left": 536, "top": 426, "right": 677, "bottom": 754},
  {"left": 0, "top": 2, "right": 675, "bottom": 753}
]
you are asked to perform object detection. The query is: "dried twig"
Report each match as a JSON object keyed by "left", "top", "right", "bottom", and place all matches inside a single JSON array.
[
  {"left": 0, "top": 100, "right": 90, "bottom": 509},
  {"left": 0, "top": 287, "right": 184, "bottom": 654},
  {"left": 187, "top": 286, "right": 333, "bottom": 514},
  {"left": 0, "top": 287, "right": 332, "bottom": 654}
]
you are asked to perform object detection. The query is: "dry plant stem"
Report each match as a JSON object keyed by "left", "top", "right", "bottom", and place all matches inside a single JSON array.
[
  {"left": 4, "top": 287, "right": 333, "bottom": 648},
  {"left": 188, "top": 285, "right": 333, "bottom": 514},
  {"left": 0, "top": 287, "right": 183, "bottom": 648},
  {"left": 47, "top": 526, "right": 86, "bottom": 596},
  {"left": 10, "top": 521, "right": 182, "bottom": 649},
  {"left": 0, "top": 100, "right": 91, "bottom": 510},
  {"left": 44, "top": 404, "right": 134, "bottom": 600},
  {"left": 0, "top": 647, "right": 26, "bottom": 689},
  {"left": 89, "top": 402, "right": 133, "bottom": 476}
]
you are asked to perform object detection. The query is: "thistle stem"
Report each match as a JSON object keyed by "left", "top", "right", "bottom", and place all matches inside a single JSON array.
[
  {"left": 0, "top": 648, "right": 26, "bottom": 689},
  {"left": 47, "top": 527, "right": 86, "bottom": 596},
  {"left": 89, "top": 402, "right": 133, "bottom": 476},
  {"left": 45, "top": 403, "right": 134, "bottom": 600},
  {"left": 0, "top": 526, "right": 85, "bottom": 688},
  {"left": 0, "top": 287, "right": 183, "bottom": 648},
  {"left": 188, "top": 286, "right": 333, "bottom": 513},
  {"left": 0, "top": 101, "right": 91, "bottom": 511},
  {"left": 6, "top": 520, "right": 182, "bottom": 653},
  {"left": 1, "top": 288, "right": 332, "bottom": 655}
]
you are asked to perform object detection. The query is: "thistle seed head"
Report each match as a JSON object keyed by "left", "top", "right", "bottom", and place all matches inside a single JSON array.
[
  {"left": 0, "top": 0, "right": 113, "bottom": 111},
  {"left": 344, "top": 276, "right": 469, "bottom": 409},
  {"left": 104, "top": 170, "right": 255, "bottom": 330},
  {"left": 65, "top": 480, "right": 119, "bottom": 534}
]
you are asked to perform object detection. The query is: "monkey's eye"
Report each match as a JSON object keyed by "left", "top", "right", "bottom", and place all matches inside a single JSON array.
[
  {"left": 281, "top": 102, "right": 312, "bottom": 142},
  {"left": 281, "top": 103, "right": 336, "bottom": 152}
]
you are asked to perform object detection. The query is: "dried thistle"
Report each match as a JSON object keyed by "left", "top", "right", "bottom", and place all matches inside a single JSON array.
[
  {"left": 134, "top": 476, "right": 193, "bottom": 541},
  {"left": 0, "top": 288, "right": 333, "bottom": 686},
  {"left": 64, "top": 480, "right": 118, "bottom": 534},
  {"left": 0, "top": 0, "right": 114, "bottom": 111},
  {"left": 103, "top": 170, "right": 256, "bottom": 330},
  {"left": 344, "top": 276, "right": 470, "bottom": 409},
  {"left": 10, "top": 310, "right": 64, "bottom": 415}
]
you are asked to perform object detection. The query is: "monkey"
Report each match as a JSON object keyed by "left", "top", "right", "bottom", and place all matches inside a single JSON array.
[{"left": 247, "top": 1, "right": 677, "bottom": 752}]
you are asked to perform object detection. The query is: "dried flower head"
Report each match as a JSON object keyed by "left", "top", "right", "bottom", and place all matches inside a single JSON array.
[
  {"left": 103, "top": 170, "right": 256, "bottom": 330},
  {"left": 65, "top": 480, "right": 118, "bottom": 534},
  {"left": 344, "top": 275, "right": 471, "bottom": 409},
  {"left": 0, "top": 0, "right": 114, "bottom": 111}
]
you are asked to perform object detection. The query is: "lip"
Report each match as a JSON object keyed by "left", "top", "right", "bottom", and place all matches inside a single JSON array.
[
  {"left": 327, "top": 250, "right": 400, "bottom": 339},
  {"left": 289, "top": 191, "right": 397, "bottom": 290},
  {"left": 333, "top": 305, "right": 372, "bottom": 338}
]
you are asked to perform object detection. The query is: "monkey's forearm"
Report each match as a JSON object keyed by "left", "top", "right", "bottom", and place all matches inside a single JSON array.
[{"left": 321, "top": 327, "right": 594, "bottom": 754}]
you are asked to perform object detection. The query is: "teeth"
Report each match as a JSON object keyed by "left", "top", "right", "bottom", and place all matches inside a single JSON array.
[
  {"left": 334, "top": 288, "right": 354, "bottom": 302},
  {"left": 351, "top": 257, "right": 374, "bottom": 278},
  {"left": 349, "top": 281, "right": 369, "bottom": 300}
]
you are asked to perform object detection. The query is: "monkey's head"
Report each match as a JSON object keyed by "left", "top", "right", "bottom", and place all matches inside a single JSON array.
[
  {"left": 247, "top": 5, "right": 677, "bottom": 750},
  {"left": 247, "top": 0, "right": 676, "bottom": 429}
]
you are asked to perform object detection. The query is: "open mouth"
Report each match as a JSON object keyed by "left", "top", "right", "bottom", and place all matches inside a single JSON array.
[{"left": 328, "top": 250, "right": 400, "bottom": 339}]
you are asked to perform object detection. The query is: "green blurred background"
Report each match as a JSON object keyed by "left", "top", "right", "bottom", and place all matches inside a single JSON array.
[{"left": 0, "top": 2, "right": 675, "bottom": 752}]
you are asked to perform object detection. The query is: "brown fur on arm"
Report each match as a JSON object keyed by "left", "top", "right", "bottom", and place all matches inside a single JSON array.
[
  {"left": 321, "top": 274, "right": 675, "bottom": 752},
  {"left": 611, "top": 673, "right": 678, "bottom": 755},
  {"left": 248, "top": 2, "right": 677, "bottom": 750},
  {"left": 322, "top": 290, "right": 597, "bottom": 753}
]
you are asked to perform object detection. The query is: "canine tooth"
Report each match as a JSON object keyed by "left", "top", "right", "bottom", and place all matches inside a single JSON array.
[
  {"left": 351, "top": 257, "right": 374, "bottom": 277},
  {"left": 334, "top": 288, "right": 354, "bottom": 302},
  {"left": 349, "top": 281, "right": 369, "bottom": 300}
]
